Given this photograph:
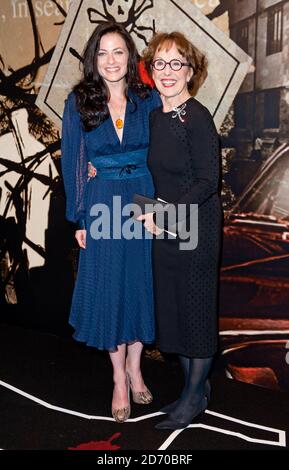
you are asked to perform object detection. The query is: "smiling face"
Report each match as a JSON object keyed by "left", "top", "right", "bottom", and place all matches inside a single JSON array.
[
  {"left": 152, "top": 42, "right": 193, "bottom": 104},
  {"left": 96, "top": 32, "right": 129, "bottom": 86}
]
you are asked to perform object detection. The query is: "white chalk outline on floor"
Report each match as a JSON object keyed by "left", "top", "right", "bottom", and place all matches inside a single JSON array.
[{"left": 0, "top": 379, "right": 286, "bottom": 449}]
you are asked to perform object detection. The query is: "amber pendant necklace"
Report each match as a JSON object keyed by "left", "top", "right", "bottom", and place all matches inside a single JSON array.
[
  {"left": 116, "top": 117, "right": 123, "bottom": 129},
  {"left": 110, "top": 97, "right": 126, "bottom": 130}
]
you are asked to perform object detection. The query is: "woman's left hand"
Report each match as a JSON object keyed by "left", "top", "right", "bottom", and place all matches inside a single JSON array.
[{"left": 137, "top": 212, "right": 163, "bottom": 236}]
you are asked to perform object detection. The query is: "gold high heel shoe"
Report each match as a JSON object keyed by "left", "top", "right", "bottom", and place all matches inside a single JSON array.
[
  {"left": 111, "top": 376, "right": 131, "bottom": 423},
  {"left": 126, "top": 371, "right": 153, "bottom": 405}
]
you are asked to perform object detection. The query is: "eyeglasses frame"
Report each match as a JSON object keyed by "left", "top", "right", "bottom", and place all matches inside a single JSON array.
[{"left": 151, "top": 59, "right": 194, "bottom": 72}]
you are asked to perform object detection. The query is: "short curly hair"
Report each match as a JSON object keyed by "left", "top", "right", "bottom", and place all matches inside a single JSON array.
[{"left": 142, "top": 31, "right": 208, "bottom": 96}]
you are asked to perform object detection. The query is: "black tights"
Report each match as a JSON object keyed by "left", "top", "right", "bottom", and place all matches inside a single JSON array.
[
  {"left": 156, "top": 355, "right": 213, "bottom": 429},
  {"left": 181, "top": 356, "right": 212, "bottom": 398}
]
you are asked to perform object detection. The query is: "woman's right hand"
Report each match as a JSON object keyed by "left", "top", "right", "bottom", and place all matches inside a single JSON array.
[
  {"left": 75, "top": 229, "right": 86, "bottom": 249},
  {"left": 137, "top": 213, "right": 163, "bottom": 236}
]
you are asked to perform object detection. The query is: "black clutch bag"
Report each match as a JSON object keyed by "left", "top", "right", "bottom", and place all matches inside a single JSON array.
[
  {"left": 132, "top": 194, "right": 170, "bottom": 215},
  {"left": 132, "top": 194, "right": 181, "bottom": 237}
]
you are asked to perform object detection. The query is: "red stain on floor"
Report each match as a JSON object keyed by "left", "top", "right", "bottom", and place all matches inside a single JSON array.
[{"left": 68, "top": 432, "right": 121, "bottom": 450}]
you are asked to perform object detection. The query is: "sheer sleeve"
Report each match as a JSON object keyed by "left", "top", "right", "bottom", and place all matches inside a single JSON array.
[{"left": 61, "top": 92, "right": 87, "bottom": 229}]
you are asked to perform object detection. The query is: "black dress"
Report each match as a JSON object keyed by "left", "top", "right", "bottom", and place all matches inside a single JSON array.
[{"left": 148, "top": 97, "right": 222, "bottom": 358}]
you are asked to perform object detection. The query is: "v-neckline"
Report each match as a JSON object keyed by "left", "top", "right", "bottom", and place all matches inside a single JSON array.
[{"left": 108, "top": 99, "right": 128, "bottom": 147}]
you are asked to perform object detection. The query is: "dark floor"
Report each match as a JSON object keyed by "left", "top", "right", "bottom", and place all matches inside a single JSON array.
[{"left": 0, "top": 323, "right": 288, "bottom": 451}]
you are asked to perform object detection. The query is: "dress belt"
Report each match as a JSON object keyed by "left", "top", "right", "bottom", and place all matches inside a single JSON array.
[{"left": 89, "top": 148, "right": 150, "bottom": 180}]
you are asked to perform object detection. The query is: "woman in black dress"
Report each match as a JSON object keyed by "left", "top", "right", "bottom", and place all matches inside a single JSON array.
[{"left": 140, "top": 32, "right": 222, "bottom": 429}]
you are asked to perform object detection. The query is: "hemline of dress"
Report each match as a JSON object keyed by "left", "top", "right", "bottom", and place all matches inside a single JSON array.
[{"left": 72, "top": 331, "right": 155, "bottom": 352}]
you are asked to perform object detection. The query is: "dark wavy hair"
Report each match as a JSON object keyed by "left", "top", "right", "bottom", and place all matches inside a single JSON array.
[
  {"left": 142, "top": 31, "right": 208, "bottom": 96},
  {"left": 73, "top": 22, "right": 150, "bottom": 131}
]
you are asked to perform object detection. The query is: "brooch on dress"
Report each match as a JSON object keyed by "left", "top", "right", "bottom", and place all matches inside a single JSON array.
[
  {"left": 87, "top": 161, "right": 97, "bottom": 181},
  {"left": 172, "top": 103, "right": 187, "bottom": 123}
]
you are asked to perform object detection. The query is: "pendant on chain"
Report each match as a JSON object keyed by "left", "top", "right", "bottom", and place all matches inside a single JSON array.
[{"left": 116, "top": 118, "right": 124, "bottom": 129}]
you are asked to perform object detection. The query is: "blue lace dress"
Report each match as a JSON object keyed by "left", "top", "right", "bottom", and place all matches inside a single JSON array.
[{"left": 61, "top": 89, "right": 161, "bottom": 351}]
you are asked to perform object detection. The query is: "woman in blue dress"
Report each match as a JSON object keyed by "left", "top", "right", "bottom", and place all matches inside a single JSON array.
[{"left": 61, "top": 22, "right": 160, "bottom": 423}]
